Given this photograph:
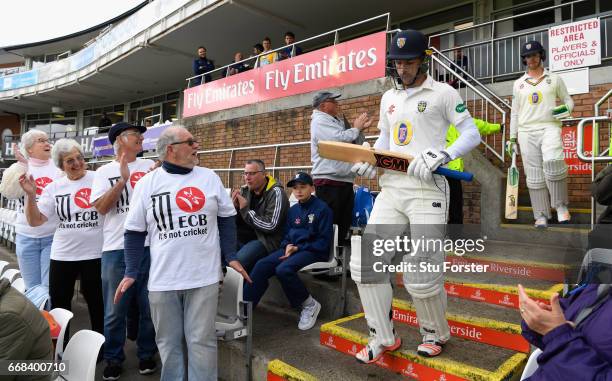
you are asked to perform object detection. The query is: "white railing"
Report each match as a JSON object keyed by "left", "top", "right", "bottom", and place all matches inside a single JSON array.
[
  {"left": 186, "top": 13, "right": 391, "bottom": 87},
  {"left": 429, "top": 1, "right": 612, "bottom": 82},
  {"left": 0, "top": 0, "right": 218, "bottom": 97}
]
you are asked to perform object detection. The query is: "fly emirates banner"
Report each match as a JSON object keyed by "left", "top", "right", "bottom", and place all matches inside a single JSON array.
[{"left": 183, "top": 31, "right": 386, "bottom": 117}]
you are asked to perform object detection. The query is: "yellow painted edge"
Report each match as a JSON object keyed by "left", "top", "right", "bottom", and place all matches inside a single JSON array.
[
  {"left": 268, "top": 359, "right": 318, "bottom": 381},
  {"left": 445, "top": 279, "right": 562, "bottom": 300},
  {"left": 500, "top": 223, "right": 589, "bottom": 234},
  {"left": 322, "top": 314, "right": 504, "bottom": 381},
  {"left": 489, "top": 352, "right": 528, "bottom": 380},
  {"left": 458, "top": 252, "right": 570, "bottom": 270},
  {"left": 393, "top": 298, "right": 522, "bottom": 335},
  {"left": 517, "top": 206, "right": 591, "bottom": 214}
]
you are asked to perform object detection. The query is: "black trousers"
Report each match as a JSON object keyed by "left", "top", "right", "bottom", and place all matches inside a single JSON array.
[
  {"left": 315, "top": 183, "right": 354, "bottom": 244},
  {"left": 447, "top": 177, "right": 464, "bottom": 224},
  {"left": 49, "top": 258, "right": 104, "bottom": 335}
]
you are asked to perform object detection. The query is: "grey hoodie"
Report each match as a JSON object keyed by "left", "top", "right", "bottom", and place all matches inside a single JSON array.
[{"left": 310, "top": 109, "right": 360, "bottom": 183}]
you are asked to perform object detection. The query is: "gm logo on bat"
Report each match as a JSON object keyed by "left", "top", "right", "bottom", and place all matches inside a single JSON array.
[{"left": 374, "top": 153, "right": 409, "bottom": 172}]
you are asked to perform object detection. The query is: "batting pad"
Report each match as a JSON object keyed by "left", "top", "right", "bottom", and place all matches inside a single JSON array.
[{"left": 356, "top": 282, "right": 396, "bottom": 345}]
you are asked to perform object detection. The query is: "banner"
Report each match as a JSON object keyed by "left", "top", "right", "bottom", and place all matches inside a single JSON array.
[
  {"left": 183, "top": 31, "right": 387, "bottom": 118},
  {"left": 563, "top": 125, "right": 593, "bottom": 175},
  {"left": 93, "top": 123, "right": 170, "bottom": 157},
  {"left": 549, "top": 18, "right": 601, "bottom": 72},
  {"left": 0, "top": 70, "right": 38, "bottom": 90}
]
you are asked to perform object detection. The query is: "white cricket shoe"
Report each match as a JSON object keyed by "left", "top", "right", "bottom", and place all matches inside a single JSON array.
[
  {"left": 356, "top": 333, "right": 401, "bottom": 364},
  {"left": 416, "top": 333, "right": 447, "bottom": 357},
  {"left": 298, "top": 296, "right": 321, "bottom": 330},
  {"left": 534, "top": 216, "right": 548, "bottom": 228},
  {"left": 556, "top": 205, "right": 571, "bottom": 223}
]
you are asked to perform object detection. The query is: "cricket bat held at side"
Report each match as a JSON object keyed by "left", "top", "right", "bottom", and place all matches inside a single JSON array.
[
  {"left": 318, "top": 141, "right": 474, "bottom": 182},
  {"left": 505, "top": 151, "right": 519, "bottom": 219}
]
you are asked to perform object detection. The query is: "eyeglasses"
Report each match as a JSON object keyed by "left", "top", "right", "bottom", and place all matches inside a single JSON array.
[
  {"left": 170, "top": 138, "right": 197, "bottom": 147},
  {"left": 243, "top": 171, "right": 263, "bottom": 177},
  {"left": 121, "top": 131, "right": 143, "bottom": 138},
  {"left": 36, "top": 138, "right": 50, "bottom": 144},
  {"left": 63, "top": 155, "right": 85, "bottom": 166}
]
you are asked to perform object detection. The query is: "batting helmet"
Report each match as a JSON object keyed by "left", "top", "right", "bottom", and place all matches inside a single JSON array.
[
  {"left": 520, "top": 41, "right": 546, "bottom": 65},
  {"left": 388, "top": 29, "right": 429, "bottom": 60}
]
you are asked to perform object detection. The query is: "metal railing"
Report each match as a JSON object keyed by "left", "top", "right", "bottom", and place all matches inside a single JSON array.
[
  {"left": 429, "top": 1, "right": 612, "bottom": 82},
  {"left": 186, "top": 13, "right": 391, "bottom": 88}
]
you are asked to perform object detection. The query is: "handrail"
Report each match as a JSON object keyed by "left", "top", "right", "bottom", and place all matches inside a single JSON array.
[
  {"left": 186, "top": 13, "right": 391, "bottom": 87},
  {"left": 428, "top": 47, "right": 510, "bottom": 108}
]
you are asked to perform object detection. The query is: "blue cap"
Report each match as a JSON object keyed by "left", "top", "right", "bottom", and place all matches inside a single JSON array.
[
  {"left": 108, "top": 122, "right": 147, "bottom": 144},
  {"left": 312, "top": 91, "right": 341, "bottom": 108},
  {"left": 287, "top": 172, "right": 313, "bottom": 187}
]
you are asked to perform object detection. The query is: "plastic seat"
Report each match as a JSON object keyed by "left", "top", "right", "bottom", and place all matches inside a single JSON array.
[
  {"left": 216, "top": 267, "right": 247, "bottom": 338},
  {"left": 1, "top": 268, "right": 20, "bottom": 282},
  {"left": 300, "top": 224, "right": 340, "bottom": 275},
  {"left": 520, "top": 348, "right": 542, "bottom": 380},
  {"left": 11, "top": 277, "right": 25, "bottom": 293},
  {"left": 54, "top": 330, "right": 104, "bottom": 381},
  {"left": 0, "top": 260, "right": 8, "bottom": 276},
  {"left": 49, "top": 308, "right": 74, "bottom": 362}
]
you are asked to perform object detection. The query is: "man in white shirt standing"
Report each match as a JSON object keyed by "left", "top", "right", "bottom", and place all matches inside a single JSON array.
[
  {"left": 114, "top": 126, "right": 248, "bottom": 381},
  {"left": 350, "top": 29, "right": 480, "bottom": 361},
  {"left": 508, "top": 41, "right": 574, "bottom": 228},
  {"left": 91, "top": 122, "right": 158, "bottom": 380}
]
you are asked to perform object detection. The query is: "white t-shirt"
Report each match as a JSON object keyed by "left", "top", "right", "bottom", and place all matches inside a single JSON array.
[
  {"left": 510, "top": 69, "right": 574, "bottom": 136},
  {"left": 90, "top": 158, "right": 154, "bottom": 252},
  {"left": 377, "top": 75, "right": 472, "bottom": 157},
  {"left": 15, "top": 161, "right": 63, "bottom": 238},
  {"left": 38, "top": 171, "right": 104, "bottom": 261},
  {"left": 125, "top": 166, "right": 236, "bottom": 291}
]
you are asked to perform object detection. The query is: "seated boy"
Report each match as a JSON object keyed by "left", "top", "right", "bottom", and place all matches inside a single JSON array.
[{"left": 243, "top": 172, "right": 333, "bottom": 330}]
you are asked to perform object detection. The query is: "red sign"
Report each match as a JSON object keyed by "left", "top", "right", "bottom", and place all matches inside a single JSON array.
[
  {"left": 183, "top": 32, "right": 387, "bottom": 117},
  {"left": 175, "top": 187, "right": 205, "bottom": 213},
  {"left": 74, "top": 188, "right": 92, "bottom": 209},
  {"left": 130, "top": 171, "right": 146, "bottom": 188},
  {"left": 563, "top": 125, "right": 593, "bottom": 175},
  {"left": 35, "top": 177, "right": 53, "bottom": 195}
]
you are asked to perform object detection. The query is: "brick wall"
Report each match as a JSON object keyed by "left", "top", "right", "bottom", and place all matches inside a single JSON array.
[{"left": 189, "top": 82, "right": 612, "bottom": 223}]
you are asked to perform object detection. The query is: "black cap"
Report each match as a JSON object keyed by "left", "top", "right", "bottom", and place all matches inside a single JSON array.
[
  {"left": 287, "top": 172, "right": 313, "bottom": 187},
  {"left": 108, "top": 122, "right": 147, "bottom": 144},
  {"left": 312, "top": 91, "right": 341, "bottom": 108}
]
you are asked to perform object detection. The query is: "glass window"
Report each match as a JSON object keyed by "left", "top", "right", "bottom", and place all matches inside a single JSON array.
[
  {"left": 162, "top": 101, "right": 178, "bottom": 124},
  {"left": 513, "top": 0, "right": 554, "bottom": 31},
  {"left": 562, "top": 0, "right": 596, "bottom": 20}
]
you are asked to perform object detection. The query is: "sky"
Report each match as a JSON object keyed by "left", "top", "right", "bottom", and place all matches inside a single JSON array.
[{"left": 0, "top": 0, "right": 144, "bottom": 48}]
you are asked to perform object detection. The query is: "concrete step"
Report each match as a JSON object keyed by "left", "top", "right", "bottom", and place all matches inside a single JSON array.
[
  {"left": 267, "top": 359, "right": 317, "bottom": 381},
  {"left": 221, "top": 305, "right": 406, "bottom": 381},
  {"left": 321, "top": 313, "right": 527, "bottom": 381}
]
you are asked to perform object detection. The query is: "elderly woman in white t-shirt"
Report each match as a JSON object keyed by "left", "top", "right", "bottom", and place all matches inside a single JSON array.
[
  {"left": 19, "top": 138, "right": 104, "bottom": 335},
  {"left": 0, "top": 130, "right": 62, "bottom": 291}
]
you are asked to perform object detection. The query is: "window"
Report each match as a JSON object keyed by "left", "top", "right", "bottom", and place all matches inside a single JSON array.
[
  {"left": 562, "top": 0, "right": 596, "bottom": 20},
  {"left": 512, "top": 1, "right": 555, "bottom": 31}
]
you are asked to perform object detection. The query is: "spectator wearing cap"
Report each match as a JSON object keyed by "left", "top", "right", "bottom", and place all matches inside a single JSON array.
[
  {"left": 90, "top": 122, "right": 158, "bottom": 379},
  {"left": 231, "top": 159, "right": 289, "bottom": 272},
  {"left": 257, "top": 37, "right": 278, "bottom": 67},
  {"left": 244, "top": 172, "right": 333, "bottom": 330},
  {"left": 310, "top": 91, "right": 372, "bottom": 243},
  {"left": 192, "top": 46, "right": 215, "bottom": 86},
  {"left": 279, "top": 32, "right": 303, "bottom": 60}
]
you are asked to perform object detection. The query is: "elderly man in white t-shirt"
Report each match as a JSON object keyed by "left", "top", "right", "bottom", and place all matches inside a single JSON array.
[
  {"left": 114, "top": 126, "right": 249, "bottom": 381},
  {"left": 91, "top": 122, "right": 158, "bottom": 380}
]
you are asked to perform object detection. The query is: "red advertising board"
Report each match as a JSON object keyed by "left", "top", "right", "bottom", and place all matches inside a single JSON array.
[
  {"left": 563, "top": 124, "right": 593, "bottom": 175},
  {"left": 182, "top": 31, "right": 387, "bottom": 117}
]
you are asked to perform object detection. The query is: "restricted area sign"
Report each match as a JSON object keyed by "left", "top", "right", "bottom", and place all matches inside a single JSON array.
[{"left": 548, "top": 18, "right": 601, "bottom": 72}]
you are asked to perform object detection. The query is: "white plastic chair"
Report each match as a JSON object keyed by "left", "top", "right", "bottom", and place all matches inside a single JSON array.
[
  {"left": 300, "top": 224, "right": 340, "bottom": 275},
  {"left": 520, "top": 348, "right": 542, "bottom": 380},
  {"left": 216, "top": 267, "right": 247, "bottom": 338},
  {"left": 0, "top": 260, "right": 9, "bottom": 276},
  {"left": 1, "top": 268, "right": 20, "bottom": 282},
  {"left": 49, "top": 308, "right": 74, "bottom": 363},
  {"left": 11, "top": 277, "right": 25, "bottom": 293},
  {"left": 55, "top": 330, "right": 104, "bottom": 381}
]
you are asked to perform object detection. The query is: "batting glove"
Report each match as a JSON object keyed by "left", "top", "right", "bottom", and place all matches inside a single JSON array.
[
  {"left": 505, "top": 138, "right": 519, "bottom": 157},
  {"left": 407, "top": 148, "right": 450, "bottom": 182},
  {"left": 350, "top": 142, "right": 376, "bottom": 179},
  {"left": 552, "top": 104, "right": 570, "bottom": 120}
]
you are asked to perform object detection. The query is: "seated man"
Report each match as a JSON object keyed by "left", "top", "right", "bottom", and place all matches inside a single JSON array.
[
  {"left": 243, "top": 172, "right": 333, "bottom": 330},
  {"left": 232, "top": 160, "right": 289, "bottom": 272},
  {"left": 0, "top": 278, "right": 53, "bottom": 381}
]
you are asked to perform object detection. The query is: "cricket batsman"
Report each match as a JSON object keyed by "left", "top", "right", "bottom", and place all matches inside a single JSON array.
[
  {"left": 507, "top": 40, "right": 574, "bottom": 228},
  {"left": 349, "top": 29, "right": 480, "bottom": 361}
]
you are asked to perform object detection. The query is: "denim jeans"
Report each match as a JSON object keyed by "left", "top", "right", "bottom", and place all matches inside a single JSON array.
[
  {"left": 235, "top": 239, "right": 268, "bottom": 272},
  {"left": 15, "top": 234, "right": 53, "bottom": 290},
  {"left": 149, "top": 284, "right": 218, "bottom": 381},
  {"left": 244, "top": 248, "right": 328, "bottom": 308},
  {"left": 101, "top": 248, "right": 157, "bottom": 363}
]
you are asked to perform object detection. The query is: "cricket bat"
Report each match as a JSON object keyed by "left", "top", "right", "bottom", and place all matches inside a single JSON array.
[
  {"left": 318, "top": 141, "right": 473, "bottom": 182},
  {"left": 505, "top": 151, "right": 519, "bottom": 219}
]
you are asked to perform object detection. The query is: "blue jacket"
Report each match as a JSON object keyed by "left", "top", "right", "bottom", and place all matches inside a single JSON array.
[
  {"left": 522, "top": 284, "right": 612, "bottom": 380},
  {"left": 192, "top": 58, "right": 215, "bottom": 85},
  {"left": 280, "top": 195, "right": 332, "bottom": 255}
]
